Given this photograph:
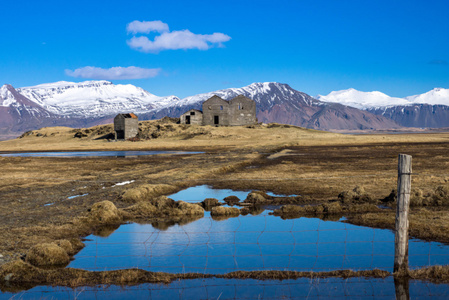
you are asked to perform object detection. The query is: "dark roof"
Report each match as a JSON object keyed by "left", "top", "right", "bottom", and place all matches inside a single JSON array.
[{"left": 117, "top": 113, "right": 138, "bottom": 119}]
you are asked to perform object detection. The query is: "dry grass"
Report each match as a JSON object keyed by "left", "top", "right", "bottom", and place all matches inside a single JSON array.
[
  {"left": 121, "top": 184, "right": 178, "bottom": 203},
  {"left": 0, "top": 120, "right": 449, "bottom": 287},
  {"left": 121, "top": 197, "right": 204, "bottom": 220},
  {"left": 211, "top": 206, "right": 240, "bottom": 216},
  {"left": 25, "top": 243, "right": 70, "bottom": 267},
  {"left": 346, "top": 207, "right": 449, "bottom": 244},
  {"left": 88, "top": 201, "right": 122, "bottom": 224},
  {"left": 0, "top": 259, "right": 391, "bottom": 291},
  {"left": 409, "top": 265, "right": 449, "bottom": 283}
]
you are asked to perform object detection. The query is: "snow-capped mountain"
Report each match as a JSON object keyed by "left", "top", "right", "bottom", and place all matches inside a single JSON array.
[
  {"left": 145, "top": 82, "right": 399, "bottom": 130},
  {"left": 0, "top": 84, "right": 60, "bottom": 136},
  {"left": 317, "top": 88, "right": 411, "bottom": 109},
  {"left": 406, "top": 88, "right": 449, "bottom": 105},
  {"left": 3, "top": 80, "right": 449, "bottom": 139},
  {"left": 317, "top": 88, "right": 449, "bottom": 127},
  {"left": 17, "top": 80, "right": 179, "bottom": 117}
]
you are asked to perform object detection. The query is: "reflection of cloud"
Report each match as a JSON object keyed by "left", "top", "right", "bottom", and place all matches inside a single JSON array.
[
  {"left": 65, "top": 66, "right": 161, "bottom": 80},
  {"left": 126, "top": 20, "right": 231, "bottom": 53},
  {"left": 428, "top": 59, "right": 448, "bottom": 66}
]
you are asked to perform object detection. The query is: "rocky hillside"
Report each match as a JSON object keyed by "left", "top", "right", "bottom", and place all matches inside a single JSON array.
[{"left": 1, "top": 81, "right": 401, "bottom": 139}]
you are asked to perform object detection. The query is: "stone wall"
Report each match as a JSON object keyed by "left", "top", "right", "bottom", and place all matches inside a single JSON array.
[
  {"left": 202, "top": 96, "right": 231, "bottom": 126},
  {"left": 114, "top": 114, "right": 138, "bottom": 140},
  {"left": 180, "top": 109, "right": 203, "bottom": 125},
  {"left": 228, "top": 95, "right": 257, "bottom": 126}
]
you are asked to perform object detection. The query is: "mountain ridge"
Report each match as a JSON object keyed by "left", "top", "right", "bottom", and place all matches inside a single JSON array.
[{"left": 2, "top": 80, "right": 448, "bottom": 139}]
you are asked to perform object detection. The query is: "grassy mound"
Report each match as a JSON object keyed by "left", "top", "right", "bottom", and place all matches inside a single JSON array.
[
  {"left": 121, "top": 184, "right": 178, "bottom": 203},
  {"left": 88, "top": 201, "right": 122, "bottom": 224},
  {"left": 25, "top": 243, "right": 70, "bottom": 267}
]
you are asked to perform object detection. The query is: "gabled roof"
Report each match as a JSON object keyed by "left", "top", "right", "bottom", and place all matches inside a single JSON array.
[
  {"left": 116, "top": 113, "right": 138, "bottom": 119},
  {"left": 187, "top": 109, "right": 203, "bottom": 113},
  {"left": 203, "top": 95, "right": 229, "bottom": 104}
]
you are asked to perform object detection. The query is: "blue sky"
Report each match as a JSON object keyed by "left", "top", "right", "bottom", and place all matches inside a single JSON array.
[{"left": 1, "top": 0, "right": 448, "bottom": 98}]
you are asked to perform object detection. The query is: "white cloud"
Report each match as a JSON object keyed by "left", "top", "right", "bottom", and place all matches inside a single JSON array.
[
  {"left": 126, "top": 20, "right": 169, "bottom": 34},
  {"left": 65, "top": 66, "right": 161, "bottom": 80},
  {"left": 126, "top": 21, "right": 231, "bottom": 53}
]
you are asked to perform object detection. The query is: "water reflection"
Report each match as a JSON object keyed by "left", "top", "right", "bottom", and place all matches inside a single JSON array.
[
  {"left": 3, "top": 277, "right": 449, "bottom": 299},
  {"left": 168, "top": 185, "right": 294, "bottom": 203},
  {"left": 68, "top": 211, "right": 449, "bottom": 274}
]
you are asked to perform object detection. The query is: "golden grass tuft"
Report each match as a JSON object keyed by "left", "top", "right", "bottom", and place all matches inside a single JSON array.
[
  {"left": 177, "top": 201, "right": 204, "bottom": 216},
  {"left": 88, "top": 201, "right": 122, "bottom": 224},
  {"left": 121, "top": 198, "right": 204, "bottom": 220},
  {"left": 25, "top": 243, "right": 70, "bottom": 267},
  {"left": 338, "top": 186, "right": 374, "bottom": 204},
  {"left": 201, "top": 198, "right": 220, "bottom": 209},
  {"left": 53, "top": 240, "right": 74, "bottom": 256},
  {"left": 223, "top": 195, "right": 240, "bottom": 206},
  {"left": 211, "top": 206, "right": 240, "bottom": 216},
  {"left": 273, "top": 202, "right": 380, "bottom": 217},
  {"left": 121, "top": 184, "right": 178, "bottom": 203},
  {"left": 409, "top": 265, "right": 449, "bottom": 283},
  {"left": 121, "top": 202, "right": 158, "bottom": 219},
  {"left": 244, "top": 191, "right": 270, "bottom": 204}
]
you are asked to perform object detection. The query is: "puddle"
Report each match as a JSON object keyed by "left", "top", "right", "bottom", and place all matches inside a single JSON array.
[
  {"left": 68, "top": 211, "right": 449, "bottom": 274},
  {"left": 0, "top": 151, "right": 202, "bottom": 158},
  {"left": 378, "top": 205, "right": 393, "bottom": 210},
  {"left": 168, "top": 185, "right": 295, "bottom": 203},
  {"left": 67, "top": 193, "right": 88, "bottom": 200},
  {"left": 2, "top": 277, "right": 449, "bottom": 299},
  {"left": 44, "top": 203, "right": 54, "bottom": 206}
]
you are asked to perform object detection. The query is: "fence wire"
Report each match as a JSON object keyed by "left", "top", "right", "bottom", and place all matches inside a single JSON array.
[
  {"left": 3, "top": 277, "right": 449, "bottom": 299},
  {"left": 2, "top": 171, "right": 449, "bottom": 299},
  {"left": 68, "top": 214, "right": 448, "bottom": 274}
]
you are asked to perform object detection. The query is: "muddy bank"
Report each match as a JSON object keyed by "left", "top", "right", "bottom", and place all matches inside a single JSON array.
[
  {"left": 346, "top": 207, "right": 449, "bottom": 244},
  {"left": 271, "top": 200, "right": 381, "bottom": 217},
  {"left": 0, "top": 259, "right": 390, "bottom": 292}
]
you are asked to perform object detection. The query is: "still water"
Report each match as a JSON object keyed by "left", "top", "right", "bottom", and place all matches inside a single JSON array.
[
  {"left": 67, "top": 186, "right": 449, "bottom": 274},
  {"left": 0, "top": 151, "right": 202, "bottom": 158},
  {"left": 2, "top": 277, "right": 449, "bottom": 299}
]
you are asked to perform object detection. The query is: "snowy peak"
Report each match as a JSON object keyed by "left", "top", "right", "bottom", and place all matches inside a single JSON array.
[
  {"left": 173, "top": 82, "right": 318, "bottom": 110},
  {"left": 317, "top": 89, "right": 410, "bottom": 109},
  {"left": 317, "top": 88, "right": 449, "bottom": 109},
  {"left": 1, "top": 84, "right": 17, "bottom": 107},
  {"left": 406, "top": 88, "right": 449, "bottom": 105},
  {"left": 0, "top": 84, "right": 44, "bottom": 108},
  {"left": 17, "top": 80, "right": 178, "bottom": 117}
]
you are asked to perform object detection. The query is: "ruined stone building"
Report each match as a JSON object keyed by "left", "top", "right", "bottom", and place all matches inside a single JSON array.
[
  {"left": 179, "top": 109, "right": 203, "bottom": 125},
  {"left": 114, "top": 113, "right": 138, "bottom": 140},
  {"left": 180, "top": 95, "right": 256, "bottom": 126}
]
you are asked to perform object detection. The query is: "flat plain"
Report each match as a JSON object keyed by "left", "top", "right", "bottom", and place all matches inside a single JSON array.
[{"left": 1, "top": 119, "right": 449, "bottom": 287}]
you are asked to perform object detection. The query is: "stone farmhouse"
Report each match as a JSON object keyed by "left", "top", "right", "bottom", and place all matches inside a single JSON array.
[
  {"left": 114, "top": 113, "right": 138, "bottom": 140},
  {"left": 180, "top": 95, "right": 257, "bottom": 126}
]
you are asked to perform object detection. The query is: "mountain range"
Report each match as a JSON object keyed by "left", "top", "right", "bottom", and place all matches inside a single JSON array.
[
  {"left": 1, "top": 80, "right": 448, "bottom": 139},
  {"left": 317, "top": 88, "right": 449, "bottom": 128}
]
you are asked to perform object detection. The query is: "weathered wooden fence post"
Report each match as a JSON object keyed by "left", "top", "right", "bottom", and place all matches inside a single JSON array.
[{"left": 394, "top": 154, "right": 412, "bottom": 273}]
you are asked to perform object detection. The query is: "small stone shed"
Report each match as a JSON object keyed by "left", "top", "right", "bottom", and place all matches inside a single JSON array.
[
  {"left": 114, "top": 113, "right": 138, "bottom": 140},
  {"left": 180, "top": 109, "right": 203, "bottom": 125},
  {"left": 180, "top": 95, "right": 257, "bottom": 126}
]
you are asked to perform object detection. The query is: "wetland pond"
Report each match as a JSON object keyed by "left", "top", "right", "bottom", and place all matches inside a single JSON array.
[
  {"left": 0, "top": 150, "right": 202, "bottom": 158},
  {"left": 2, "top": 277, "right": 449, "bottom": 299},
  {"left": 2, "top": 186, "right": 449, "bottom": 299},
  {"left": 69, "top": 186, "right": 449, "bottom": 273}
]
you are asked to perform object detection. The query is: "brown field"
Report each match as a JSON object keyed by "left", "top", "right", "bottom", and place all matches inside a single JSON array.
[{"left": 1, "top": 119, "right": 449, "bottom": 286}]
